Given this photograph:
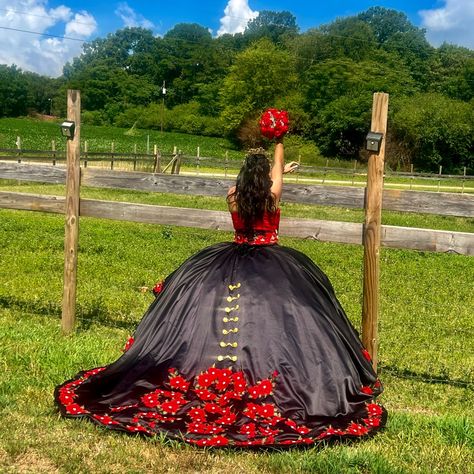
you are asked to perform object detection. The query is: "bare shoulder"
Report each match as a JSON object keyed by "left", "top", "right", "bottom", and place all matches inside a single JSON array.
[{"left": 227, "top": 185, "right": 236, "bottom": 197}]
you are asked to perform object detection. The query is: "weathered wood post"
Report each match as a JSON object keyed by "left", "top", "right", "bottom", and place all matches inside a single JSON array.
[
  {"left": 111, "top": 141, "right": 115, "bottom": 170},
  {"left": 61, "top": 89, "right": 81, "bottom": 335},
  {"left": 51, "top": 140, "right": 56, "bottom": 166},
  {"left": 154, "top": 144, "right": 161, "bottom": 173},
  {"left": 362, "top": 92, "right": 389, "bottom": 370},
  {"left": 83, "top": 140, "right": 88, "bottom": 168}
]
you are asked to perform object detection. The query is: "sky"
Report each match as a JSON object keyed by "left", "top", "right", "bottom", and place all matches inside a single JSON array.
[{"left": 0, "top": 0, "right": 473, "bottom": 77}]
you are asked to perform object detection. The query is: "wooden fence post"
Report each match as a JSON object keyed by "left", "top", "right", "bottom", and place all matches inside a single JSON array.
[
  {"left": 16, "top": 136, "right": 21, "bottom": 163},
  {"left": 133, "top": 144, "right": 137, "bottom": 171},
  {"left": 176, "top": 150, "right": 182, "bottom": 174},
  {"left": 83, "top": 140, "right": 88, "bottom": 168},
  {"left": 111, "top": 141, "right": 115, "bottom": 170},
  {"left": 362, "top": 92, "right": 389, "bottom": 371},
  {"left": 51, "top": 140, "right": 56, "bottom": 166},
  {"left": 61, "top": 89, "right": 81, "bottom": 335},
  {"left": 154, "top": 144, "right": 161, "bottom": 173}
]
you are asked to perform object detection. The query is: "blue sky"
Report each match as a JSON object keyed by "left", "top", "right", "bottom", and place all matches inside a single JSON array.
[{"left": 0, "top": 0, "right": 473, "bottom": 76}]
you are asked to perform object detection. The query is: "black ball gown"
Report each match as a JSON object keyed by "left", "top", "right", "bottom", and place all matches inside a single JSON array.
[{"left": 54, "top": 208, "right": 387, "bottom": 447}]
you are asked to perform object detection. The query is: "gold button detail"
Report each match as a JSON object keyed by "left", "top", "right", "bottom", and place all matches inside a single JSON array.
[
  {"left": 217, "top": 355, "right": 238, "bottom": 362},
  {"left": 226, "top": 294, "right": 240, "bottom": 302},
  {"left": 223, "top": 328, "right": 239, "bottom": 335},
  {"left": 219, "top": 342, "right": 238, "bottom": 348},
  {"left": 228, "top": 283, "right": 241, "bottom": 291},
  {"left": 223, "top": 316, "right": 239, "bottom": 323}
]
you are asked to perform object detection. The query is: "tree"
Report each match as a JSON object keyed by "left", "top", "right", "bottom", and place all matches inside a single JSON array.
[
  {"left": 358, "top": 7, "right": 420, "bottom": 44},
  {"left": 244, "top": 10, "right": 299, "bottom": 44},
  {"left": 219, "top": 39, "right": 297, "bottom": 134},
  {"left": 391, "top": 93, "right": 474, "bottom": 172},
  {"left": 0, "top": 65, "right": 28, "bottom": 117},
  {"left": 429, "top": 44, "right": 474, "bottom": 101}
]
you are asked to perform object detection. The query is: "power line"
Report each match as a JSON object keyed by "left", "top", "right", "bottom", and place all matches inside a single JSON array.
[{"left": 0, "top": 25, "right": 86, "bottom": 42}]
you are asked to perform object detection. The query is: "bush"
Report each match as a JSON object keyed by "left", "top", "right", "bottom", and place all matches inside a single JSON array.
[
  {"left": 82, "top": 110, "right": 107, "bottom": 126},
  {"left": 391, "top": 93, "right": 473, "bottom": 172}
]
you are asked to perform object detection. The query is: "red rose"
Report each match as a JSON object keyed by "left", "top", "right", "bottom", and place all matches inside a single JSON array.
[
  {"left": 215, "top": 409, "right": 236, "bottom": 425},
  {"left": 367, "top": 403, "right": 383, "bottom": 417},
  {"left": 195, "top": 389, "right": 217, "bottom": 401},
  {"left": 196, "top": 373, "right": 215, "bottom": 388},
  {"left": 361, "top": 348, "right": 372, "bottom": 361},
  {"left": 208, "top": 435, "right": 229, "bottom": 447},
  {"left": 152, "top": 281, "right": 164, "bottom": 296},
  {"left": 297, "top": 426, "right": 311, "bottom": 435},
  {"left": 240, "top": 423, "right": 256, "bottom": 437},
  {"left": 363, "top": 417, "right": 381, "bottom": 427},
  {"left": 160, "top": 400, "right": 181, "bottom": 414},
  {"left": 361, "top": 386, "right": 374, "bottom": 395},
  {"left": 259, "top": 109, "right": 289, "bottom": 140},
  {"left": 204, "top": 403, "right": 223, "bottom": 415},
  {"left": 188, "top": 407, "right": 207, "bottom": 422},
  {"left": 257, "top": 404, "right": 275, "bottom": 418},
  {"left": 65, "top": 403, "right": 88, "bottom": 415},
  {"left": 169, "top": 376, "right": 190, "bottom": 392}
]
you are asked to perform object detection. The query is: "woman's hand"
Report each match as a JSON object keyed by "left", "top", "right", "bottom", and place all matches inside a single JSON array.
[{"left": 283, "top": 161, "right": 299, "bottom": 174}]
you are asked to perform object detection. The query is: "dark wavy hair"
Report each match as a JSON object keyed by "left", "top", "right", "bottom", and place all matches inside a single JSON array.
[{"left": 228, "top": 151, "right": 276, "bottom": 228}]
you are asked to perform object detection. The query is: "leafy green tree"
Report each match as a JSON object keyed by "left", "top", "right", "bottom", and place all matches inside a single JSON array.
[
  {"left": 0, "top": 65, "right": 28, "bottom": 117},
  {"left": 219, "top": 39, "right": 297, "bottom": 134},
  {"left": 303, "top": 55, "right": 416, "bottom": 115},
  {"left": 429, "top": 44, "right": 474, "bottom": 101},
  {"left": 391, "top": 93, "right": 474, "bottom": 171},
  {"left": 244, "top": 10, "right": 299, "bottom": 44},
  {"left": 358, "top": 7, "right": 420, "bottom": 44}
]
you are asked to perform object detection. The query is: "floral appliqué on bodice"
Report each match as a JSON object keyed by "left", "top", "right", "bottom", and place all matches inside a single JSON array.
[{"left": 231, "top": 209, "right": 280, "bottom": 245}]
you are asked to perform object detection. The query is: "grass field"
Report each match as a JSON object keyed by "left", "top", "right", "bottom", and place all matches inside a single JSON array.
[{"left": 0, "top": 181, "right": 473, "bottom": 473}]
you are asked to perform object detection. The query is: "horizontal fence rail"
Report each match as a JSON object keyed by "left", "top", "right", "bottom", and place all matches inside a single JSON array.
[
  {"left": 1, "top": 147, "right": 473, "bottom": 181},
  {"left": 0, "top": 162, "right": 473, "bottom": 218},
  {"left": 1, "top": 191, "right": 473, "bottom": 255}
]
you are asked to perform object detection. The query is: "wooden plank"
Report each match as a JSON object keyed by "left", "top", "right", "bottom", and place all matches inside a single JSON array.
[
  {"left": 80, "top": 199, "right": 233, "bottom": 231},
  {"left": 362, "top": 92, "right": 389, "bottom": 370},
  {"left": 382, "top": 188, "right": 474, "bottom": 217},
  {"left": 0, "top": 191, "right": 65, "bottom": 213},
  {"left": 0, "top": 162, "right": 67, "bottom": 183},
  {"left": 1, "top": 191, "right": 473, "bottom": 255},
  {"left": 381, "top": 225, "right": 474, "bottom": 255},
  {"left": 1, "top": 162, "right": 473, "bottom": 217},
  {"left": 61, "top": 89, "right": 81, "bottom": 335}
]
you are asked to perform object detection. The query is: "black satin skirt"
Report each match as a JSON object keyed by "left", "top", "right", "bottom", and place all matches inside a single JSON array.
[{"left": 54, "top": 242, "right": 387, "bottom": 447}]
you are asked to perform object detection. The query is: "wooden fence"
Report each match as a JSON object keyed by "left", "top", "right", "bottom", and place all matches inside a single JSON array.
[
  {"left": 1, "top": 162, "right": 473, "bottom": 218},
  {"left": 1, "top": 146, "right": 473, "bottom": 188},
  {"left": 0, "top": 162, "right": 473, "bottom": 256}
]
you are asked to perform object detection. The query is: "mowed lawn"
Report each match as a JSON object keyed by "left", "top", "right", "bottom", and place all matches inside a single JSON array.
[{"left": 0, "top": 186, "right": 473, "bottom": 473}]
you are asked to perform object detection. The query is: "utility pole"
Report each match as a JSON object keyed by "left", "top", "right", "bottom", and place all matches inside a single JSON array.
[{"left": 161, "top": 81, "right": 166, "bottom": 133}]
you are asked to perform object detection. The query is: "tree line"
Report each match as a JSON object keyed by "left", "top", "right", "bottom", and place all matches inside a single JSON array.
[{"left": 0, "top": 7, "right": 472, "bottom": 172}]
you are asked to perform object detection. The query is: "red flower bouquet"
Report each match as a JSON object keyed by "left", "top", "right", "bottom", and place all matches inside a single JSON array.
[{"left": 259, "top": 108, "right": 289, "bottom": 140}]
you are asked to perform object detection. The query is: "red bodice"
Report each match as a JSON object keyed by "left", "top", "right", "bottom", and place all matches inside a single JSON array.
[{"left": 231, "top": 209, "right": 280, "bottom": 245}]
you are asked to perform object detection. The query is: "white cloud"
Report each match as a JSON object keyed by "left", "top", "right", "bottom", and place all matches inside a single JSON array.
[
  {"left": 420, "top": 0, "right": 474, "bottom": 48},
  {"left": 0, "top": 0, "right": 97, "bottom": 77},
  {"left": 66, "top": 12, "right": 97, "bottom": 38},
  {"left": 217, "top": 0, "right": 258, "bottom": 36},
  {"left": 115, "top": 2, "right": 154, "bottom": 30}
]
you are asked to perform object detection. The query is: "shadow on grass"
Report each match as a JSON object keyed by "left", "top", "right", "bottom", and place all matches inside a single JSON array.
[
  {"left": 380, "top": 364, "right": 473, "bottom": 389},
  {"left": 0, "top": 294, "right": 136, "bottom": 332}
]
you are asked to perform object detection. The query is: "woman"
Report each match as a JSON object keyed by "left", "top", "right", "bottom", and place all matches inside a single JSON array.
[{"left": 55, "top": 140, "right": 386, "bottom": 447}]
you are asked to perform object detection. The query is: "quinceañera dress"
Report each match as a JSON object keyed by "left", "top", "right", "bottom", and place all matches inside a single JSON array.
[{"left": 54, "top": 209, "right": 387, "bottom": 447}]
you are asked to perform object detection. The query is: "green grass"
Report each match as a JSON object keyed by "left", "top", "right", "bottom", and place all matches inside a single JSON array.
[
  {"left": 0, "top": 201, "right": 473, "bottom": 472},
  {"left": 0, "top": 117, "right": 242, "bottom": 159}
]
